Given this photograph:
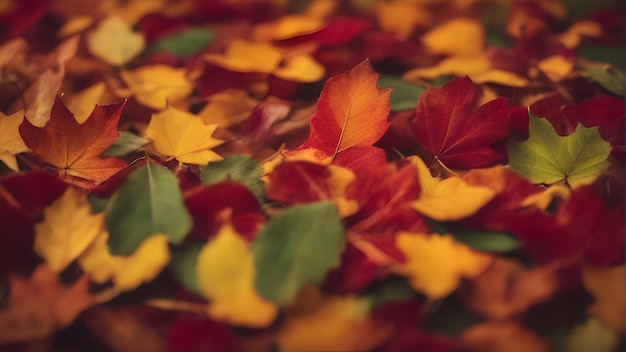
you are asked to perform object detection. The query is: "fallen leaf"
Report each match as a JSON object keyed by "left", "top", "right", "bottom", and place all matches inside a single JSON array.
[
  {"left": 0, "top": 110, "right": 29, "bottom": 171},
  {"left": 105, "top": 162, "right": 192, "bottom": 254},
  {"left": 537, "top": 55, "right": 574, "bottom": 81},
  {"left": 460, "top": 321, "right": 550, "bottom": 352},
  {"left": 62, "top": 81, "right": 106, "bottom": 123},
  {"left": 272, "top": 53, "right": 325, "bottom": 83},
  {"left": 411, "top": 76, "right": 510, "bottom": 169},
  {"left": 558, "top": 20, "right": 603, "bottom": 49},
  {"left": 144, "top": 27, "right": 214, "bottom": 59},
  {"left": 120, "top": 64, "right": 193, "bottom": 110},
  {"left": 299, "top": 59, "right": 391, "bottom": 157},
  {"left": 34, "top": 187, "right": 103, "bottom": 273},
  {"left": 79, "top": 231, "right": 170, "bottom": 292},
  {"left": 277, "top": 287, "right": 392, "bottom": 352},
  {"left": 508, "top": 112, "right": 611, "bottom": 188},
  {"left": 196, "top": 222, "right": 278, "bottom": 327},
  {"left": 203, "top": 39, "right": 282, "bottom": 74},
  {"left": 146, "top": 106, "right": 224, "bottom": 165},
  {"left": 0, "top": 264, "right": 98, "bottom": 344},
  {"left": 198, "top": 89, "right": 259, "bottom": 128},
  {"left": 410, "top": 156, "right": 496, "bottom": 221},
  {"left": 376, "top": 1, "right": 430, "bottom": 40},
  {"left": 201, "top": 155, "right": 264, "bottom": 200},
  {"left": 581, "top": 265, "right": 625, "bottom": 332},
  {"left": 252, "top": 201, "right": 345, "bottom": 305},
  {"left": 421, "top": 17, "right": 485, "bottom": 57},
  {"left": 19, "top": 98, "right": 127, "bottom": 185},
  {"left": 85, "top": 15, "right": 146, "bottom": 66},
  {"left": 394, "top": 232, "right": 492, "bottom": 299}
]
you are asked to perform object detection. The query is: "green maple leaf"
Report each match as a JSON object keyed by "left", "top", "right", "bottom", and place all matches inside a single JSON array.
[{"left": 508, "top": 112, "right": 611, "bottom": 188}]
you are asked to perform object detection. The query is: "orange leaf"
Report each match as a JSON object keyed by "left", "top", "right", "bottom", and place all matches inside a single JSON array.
[
  {"left": 19, "top": 98, "right": 126, "bottom": 185},
  {"left": 461, "top": 321, "right": 551, "bottom": 352},
  {"left": 299, "top": 59, "right": 391, "bottom": 158},
  {"left": 0, "top": 110, "right": 29, "bottom": 171}
]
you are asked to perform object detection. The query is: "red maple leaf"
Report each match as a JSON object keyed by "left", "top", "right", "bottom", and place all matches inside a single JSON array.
[
  {"left": 19, "top": 98, "right": 127, "bottom": 187},
  {"left": 411, "top": 76, "right": 510, "bottom": 169}
]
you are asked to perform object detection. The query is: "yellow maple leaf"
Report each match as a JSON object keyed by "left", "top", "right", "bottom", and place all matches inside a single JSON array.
[
  {"left": 120, "top": 64, "right": 193, "bottom": 110},
  {"left": 78, "top": 231, "right": 170, "bottom": 292},
  {"left": 582, "top": 265, "right": 625, "bottom": 332},
  {"left": 196, "top": 223, "right": 278, "bottom": 328},
  {"left": 278, "top": 286, "right": 392, "bottom": 352},
  {"left": 409, "top": 156, "right": 496, "bottom": 221},
  {"left": 34, "top": 188, "right": 104, "bottom": 273},
  {"left": 394, "top": 232, "right": 492, "bottom": 299},
  {"left": 85, "top": 15, "right": 146, "bottom": 66},
  {"left": 62, "top": 82, "right": 106, "bottom": 123},
  {"left": 0, "top": 110, "right": 29, "bottom": 171},
  {"left": 203, "top": 39, "right": 282, "bottom": 74},
  {"left": 146, "top": 106, "right": 224, "bottom": 165}
]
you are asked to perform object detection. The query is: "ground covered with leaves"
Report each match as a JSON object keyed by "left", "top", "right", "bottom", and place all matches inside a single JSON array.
[{"left": 0, "top": 0, "right": 624, "bottom": 351}]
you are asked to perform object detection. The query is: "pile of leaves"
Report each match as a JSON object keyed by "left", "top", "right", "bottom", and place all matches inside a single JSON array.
[{"left": 0, "top": 0, "right": 624, "bottom": 351}]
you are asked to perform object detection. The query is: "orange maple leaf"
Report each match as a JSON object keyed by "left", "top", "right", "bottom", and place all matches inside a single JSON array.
[
  {"left": 298, "top": 59, "right": 391, "bottom": 158},
  {"left": 19, "top": 98, "right": 126, "bottom": 186}
]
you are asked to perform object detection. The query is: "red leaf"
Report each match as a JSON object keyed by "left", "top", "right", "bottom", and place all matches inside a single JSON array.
[
  {"left": 265, "top": 161, "right": 331, "bottom": 205},
  {"left": 411, "top": 77, "right": 510, "bottom": 169},
  {"left": 323, "top": 243, "right": 379, "bottom": 293},
  {"left": 19, "top": 98, "right": 127, "bottom": 186}
]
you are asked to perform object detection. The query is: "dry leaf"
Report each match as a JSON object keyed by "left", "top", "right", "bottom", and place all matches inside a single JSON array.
[
  {"left": 203, "top": 39, "right": 282, "bottom": 74},
  {"left": 0, "top": 110, "right": 29, "bottom": 171},
  {"left": 120, "top": 64, "right": 193, "bottom": 110},
  {"left": 85, "top": 15, "right": 146, "bottom": 66},
  {"left": 198, "top": 89, "right": 259, "bottom": 128}
]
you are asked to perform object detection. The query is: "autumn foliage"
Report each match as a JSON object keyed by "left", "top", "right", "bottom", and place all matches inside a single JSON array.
[{"left": 0, "top": 0, "right": 624, "bottom": 351}]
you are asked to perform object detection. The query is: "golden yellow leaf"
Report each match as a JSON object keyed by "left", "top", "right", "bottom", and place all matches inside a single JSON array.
[
  {"left": 558, "top": 20, "right": 603, "bottom": 49},
  {"left": 394, "top": 232, "right": 492, "bottom": 299},
  {"left": 85, "top": 16, "right": 146, "bottom": 66},
  {"left": 198, "top": 89, "right": 259, "bottom": 128},
  {"left": 403, "top": 55, "right": 491, "bottom": 80},
  {"left": 273, "top": 53, "right": 325, "bottom": 83},
  {"left": 520, "top": 184, "right": 571, "bottom": 211},
  {"left": 376, "top": 0, "right": 430, "bottom": 40},
  {"left": 421, "top": 17, "right": 485, "bottom": 57},
  {"left": 196, "top": 223, "right": 278, "bottom": 328},
  {"left": 79, "top": 232, "right": 170, "bottom": 292},
  {"left": 146, "top": 106, "right": 224, "bottom": 165},
  {"left": 63, "top": 82, "right": 106, "bottom": 123},
  {"left": 278, "top": 287, "right": 392, "bottom": 352},
  {"left": 34, "top": 188, "right": 104, "bottom": 273},
  {"left": 256, "top": 14, "right": 325, "bottom": 40},
  {"left": 409, "top": 156, "right": 496, "bottom": 221},
  {"left": 120, "top": 64, "right": 193, "bottom": 110},
  {"left": 537, "top": 55, "right": 574, "bottom": 82},
  {"left": 469, "top": 69, "right": 530, "bottom": 87},
  {"left": 203, "top": 39, "right": 282, "bottom": 74},
  {"left": 327, "top": 165, "right": 359, "bottom": 217},
  {"left": 0, "top": 110, "right": 29, "bottom": 171},
  {"left": 582, "top": 265, "right": 625, "bottom": 332}
]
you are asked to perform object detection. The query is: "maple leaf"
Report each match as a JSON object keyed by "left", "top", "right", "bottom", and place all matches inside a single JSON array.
[
  {"left": 145, "top": 106, "right": 224, "bottom": 165},
  {"left": 85, "top": 15, "right": 146, "bottom": 66},
  {"left": 34, "top": 187, "right": 104, "bottom": 273},
  {"left": 409, "top": 156, "right": 496, "bottom": 221},
  {"left": 0, "top": 264, "right": 99, "bottom": 344},
  {"left": 196, "top": 222, "right": 278, "bottom": 328},
  {"left": 19, "top": 98, "right": 126, "bottom": 185},
  {"left": 411, "top": 76, "right": 510, "bottom": 169},
  {"left": 79, "top": 231, "right": 170, "bottom": 292},
  {"left": 120, "top": 64, "right": 193, "bottom": 110},
  {"left": 508, "top": 112, "right": 611, "bottom": 188},
  {"left": 0, "top": 110, "right": 29, "bottom": 171},
  {"left": 393, "top": 232, "right": 492, "bottom": 299},
  {"left": 299, "top": 59, "right": 391, "bottom": 158}
]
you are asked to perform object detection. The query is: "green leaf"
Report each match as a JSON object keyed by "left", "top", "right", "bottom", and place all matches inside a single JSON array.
[
  {"left": 362, "top": 278, "right": 415, "bottom": 310},
  {"left": 88, "top": 195, "right": 108, "bottom": 213},
  {"left": 105, "top": 163, "right": 192, "bottom": 255},
  {"left": 169, "top": 244, "right": 204, "bottom": 297},
  {"left": 427, "top": 219, "right": 520, "bottom": 252},
  {"left": 565, "top": 318, "right": 620, "bottom": 352},
  {"left": 201, "top": 155, "right": 264, "bottom": 200},
  {"left": 508, "top": 112, "right": 611, "bottom": 188},
  {"left": 252, "top": 201, "right": 345, "bottom": 306},
  {"left": 103, "top": 131, "right": 149, "bottom": 157},
  {"left": 144, "top": 27, "right": 214, "bottom": 59},
  {"left": 377, "top": 75, "right": 427, "bottom": 111},
  {"left": 584, "top": 66, "right": 625, "bottom": 97}
]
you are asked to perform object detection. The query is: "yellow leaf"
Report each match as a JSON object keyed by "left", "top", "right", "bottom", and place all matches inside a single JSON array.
[
  {"left": 410, "top": 156, "right": 496, "bottom": 221},
  {"left": 520, "top": 184, "right": 571, "bottom": 211},
  {"left": 146, "top": 106, "right": 224, "bottom": 165},
  {"left": 421, "top": 17, "right": 485, "bottom": 57},
  {"left": 198, "top": 89, "right": 259, "bottom": 128},
  {"left": 278, "top": 287, "right": 392, "bottom": 352},
  {"left": 558, "top": 20, "right": 603, "bottom": 49},
  {"left": 403, "top": 55, "right": 491, "bottom": 80},
  {"left": 469, "top": 69, "right": 530, "bottom": 87},
  {"left": 196, "top": 223, "right": 278, "bottom": 328},
  {"left": 85, "top": 16, "right": 146, "bottom": 66},
  {"left": 255, "top": 14, "right": 325, "bottom": 40},
  {"left": 79, "top": 232, "right": 170, "bottom": 292},
  {"left": 203, "top": 39, "right": 282, "bottom": 74},
  {"left": 582, "top": 265, "right": 625, "bottom": 332},
  {"left": 537, "top": 55, "right": 574, "bottom": 82},
  {"left": 0, "top": 110, "right": 29, "bottom": 171},
  {"left": 34, "top": 188, "right": 104, "bottom": 273},
  {"left": 63, "top": 82, "right": 106, "bottom": 123},
  {"left": 120, "top": 64, "right": 193, "bottom": 110},
  {"left": 273, "top": 53, "right": 325, "bottom": 83},
  {"left": 376, "top": 1, "right": 431, "bottom": 40},
  {"left": 327, "top": 165, "right": 359, "bottom": 217},
  {"left": 394, "top": 232, "right": 492, "bottom": 299}
]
